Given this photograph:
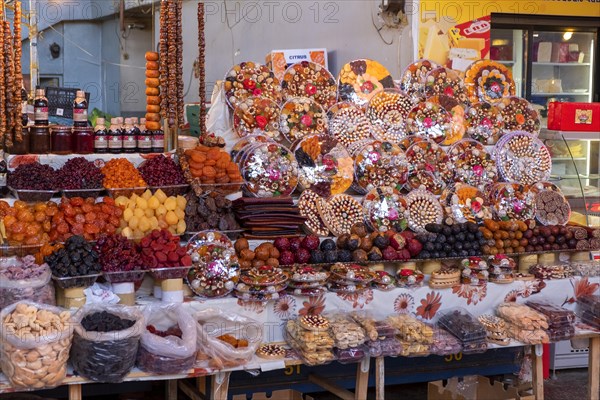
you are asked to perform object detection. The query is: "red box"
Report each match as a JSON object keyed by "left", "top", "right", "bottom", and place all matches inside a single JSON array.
[{"left": 547, "top": 102, "right": 600, "bottom": 132}]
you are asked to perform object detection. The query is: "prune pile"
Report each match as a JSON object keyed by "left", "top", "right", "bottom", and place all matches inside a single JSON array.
[
  {"left": 138, "top": 229, "right": 191, "bottom": 269},
  {"left": 146, "top": 324, "right": 183, "bottom": 338},
  {"left": 57, "top": 157, "right": 104, "bottom": 189},
  {"left": 95, "top": 234, "right": 143, "bottom": 272},
  {"left": 8, "top": 162, "right": 58, "bottom": 190},
  {"left": 138, "top": 155, "right": 186, "bottom": 186},
  {"left": 72, "top": 310, "right": 140, "bottom": 383},
  {"left": 81, "top": 311, "right": 135, "bottom": 332},
  {"left": 184, "top": 192, "right": 239, "bottom": 232},
  {"left": 45, "top": 235, "right": 100, "bottom": 279},
  {"left": 416, "top": 222, "right": 484, "bottom": 259}
]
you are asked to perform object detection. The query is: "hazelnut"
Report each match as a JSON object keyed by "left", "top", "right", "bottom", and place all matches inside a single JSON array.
[{"left": 252, "top": 259, "right": 265, "bottom": 268}]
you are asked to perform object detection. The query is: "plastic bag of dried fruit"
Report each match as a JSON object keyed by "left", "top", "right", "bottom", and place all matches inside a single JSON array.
[
  {"left": 71, "top": 303, "right": 144, "bottom": 383},
  {"left": 0, "top": 301, "right": 74, "bottom": 390},
  {"left": 137, "top": 303, "right": 197, "bottom": 374},
  {"left": 206, "top": 82, "right": 235, "bottom": 152},
  {"left": 194, "top": 307, "right": 262, "bottom": 369},
  {"left": 0, "top": 256, "right": 55, "bottom": 311}
]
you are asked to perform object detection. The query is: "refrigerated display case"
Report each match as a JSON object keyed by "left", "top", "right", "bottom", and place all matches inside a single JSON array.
[{"left": 491, "top": 15, "right": 599, "bottom": 219}]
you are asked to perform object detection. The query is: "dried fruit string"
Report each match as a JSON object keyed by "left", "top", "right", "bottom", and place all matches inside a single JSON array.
[
  {"left": 0, "top": 1, "right": 6, "bottom": 147},
  {"left": 13, "top": 0, "right": 22, "bottom": 144},
  {"left": 158, "top": 0, "right": 184, "bottom": 130},
  {"left": 198, "top": 1, "right": 206, "bottom": 135}
]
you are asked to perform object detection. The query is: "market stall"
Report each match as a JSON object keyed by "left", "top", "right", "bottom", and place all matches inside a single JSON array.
[{"left": 1, "top": 0, "right": 600, "bottom": 399}]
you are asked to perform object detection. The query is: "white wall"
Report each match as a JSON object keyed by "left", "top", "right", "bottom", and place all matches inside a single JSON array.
[
  {"left": 119, "top": 20, "right": 153, "bottom": 114},
  {"left": 156, "top": 0, "right": 414, "bottom": 103}
]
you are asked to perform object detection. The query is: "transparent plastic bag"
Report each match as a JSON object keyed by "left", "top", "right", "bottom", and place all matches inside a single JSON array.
[
  {"left": 137, "top": 303, "right": 197, "bottom": 374},
  {"left": 0, "top": 258, "right": 55, "bottom": 310},
  {"left": 71, "top": 304, "right": 144, "bottom": 383},
  {"left": 194, "top": 308, "right": 262, "bottom": 369},
  {"left": 206, "top": 82, "right": 235, "bottom": 152},
  {"left": 0, "top": 302, "right": 73, "bottom": 390}
]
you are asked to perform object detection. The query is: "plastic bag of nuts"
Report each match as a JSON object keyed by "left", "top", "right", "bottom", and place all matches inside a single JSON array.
[
  {"left": 137, "top": 303, "right": 197, "bottom": 374},
  {"left": 71, "top": 304, "right": 144, "bottom": 383},
  {"left": 0, "top": 302, "right": 74, "bottom": 390},
  {"left": 0, "top": 256, "right": 55, "bottom": 310}
]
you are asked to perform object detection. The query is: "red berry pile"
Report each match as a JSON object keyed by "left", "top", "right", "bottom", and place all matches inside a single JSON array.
[
  {"left": 138, "top": 155, "right": 186, "bottom": 186},
  {"left": 95, "top": 234, "right": 143, "bottom": 272},
  {"left": 139, "top": 229, "right": 192, "bottom": 268},
  {"left": 8, "top": 162, "right": 58, "bottom": 190},
  {"left": 57, "top": 157, "right": 104, "bottom": 190}
]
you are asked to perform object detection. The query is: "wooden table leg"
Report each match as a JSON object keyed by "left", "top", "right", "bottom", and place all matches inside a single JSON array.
[
  {"left": 354, "top": 357, "right": 370, "bottom": 400},
  {"left": 166, "top": 379, "right": 178, "bottom": 400},
  {"left": 211, "top": 371, "right": 231, "bottom": 400},
  {"left": 589, "top": 336, "right": 600, "bottom": 400},
  {"left": 68, "top": 384, "right": 82, "bottom": 400},
  {"left": 375, "top": 357, "right": 385, "bottom": 400},
  {"left": 532, "top": 344, "right": 545, "bottom": 400}
]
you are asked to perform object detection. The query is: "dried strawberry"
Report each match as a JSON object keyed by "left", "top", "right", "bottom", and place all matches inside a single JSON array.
[
  {"left": 273, "top": 237, "right": 291, "bottom": 251},
  {"left": 279, "top": 250, "right": 295, "bottom": 266},
  {"left": 301, "top": 235, "right": 320, "bottom": 251}
]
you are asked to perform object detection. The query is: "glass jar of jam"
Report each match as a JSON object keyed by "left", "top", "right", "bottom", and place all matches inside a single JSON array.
[
  {"left": 29, "top": 125, "right": 50, "bottom": 154},
  {"left": 7, "top": 126, "right": 30, "bottom": 154},
  {"left": 73, "top": 127, "right": 94, "bottom": 154},
  {"left": 50, "top": 125, "right": 73, "bottom": 154}
]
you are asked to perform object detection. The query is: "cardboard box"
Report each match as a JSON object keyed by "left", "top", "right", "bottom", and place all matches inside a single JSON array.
[
  {"left": 428, "top": 376, "right": 534, "bottom": 400},
  {"left": 233, "top": 389, "right": 314, "bottom": 400},
  {"left": 265, "top": 49, "right": 327, "bottom": 81},
  {"left": 548, "top": 102, "right": 600, "bottom": 132}
]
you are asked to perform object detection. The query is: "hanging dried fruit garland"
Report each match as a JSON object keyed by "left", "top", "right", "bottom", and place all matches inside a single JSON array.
[
  {"left": 197, "top": 1, "right": 206, "bottom": 135},
  {"left": 0, "top": 0, "right": 23, "bottom": 150},
  {"left": 158, "top": 0, "right": 184, "bottom": 130}
]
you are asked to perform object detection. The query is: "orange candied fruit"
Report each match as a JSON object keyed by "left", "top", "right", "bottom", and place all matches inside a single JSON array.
[{"left": 101, "top": 159, "right": 147, "bottom": 189}]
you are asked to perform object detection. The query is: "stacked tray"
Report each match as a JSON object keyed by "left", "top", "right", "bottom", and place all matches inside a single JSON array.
[{"left": 232, "top": 197, "right": 306, "bottom": 239}]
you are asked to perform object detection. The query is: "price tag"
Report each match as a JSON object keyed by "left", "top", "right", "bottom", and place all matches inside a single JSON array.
[
  {"left": 56, "top": 108, "right": 64, "bottom": 116},
  {"left": 260, "top": 360, "right": 286, "bottom": 372}
]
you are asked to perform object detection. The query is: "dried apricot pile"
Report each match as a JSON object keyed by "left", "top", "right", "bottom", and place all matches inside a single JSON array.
[
  {"left": 101, "top": 158, "right": 147, "bottom": 189},
  {"left": 49, "top": 197, "right": 123, "bottom": 242},
  {"left": 184, "top": 145, "right": 242, "bottom": 185},
  {"left": 1, "top": 200, "right": 56, "bottom": 246}
]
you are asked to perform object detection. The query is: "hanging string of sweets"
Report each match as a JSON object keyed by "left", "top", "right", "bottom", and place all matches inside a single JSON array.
[
  {"left": 0, "top": 0, "right": 23, "bottom": 150},
  {"left": 158, "top": 0, "right": 184, "bottom": 130}
]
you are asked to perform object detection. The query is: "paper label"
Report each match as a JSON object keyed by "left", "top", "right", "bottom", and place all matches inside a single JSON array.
[
  {"left": 34, "top": 107, "right": 48, "bottom": 120},
  {"left": 73, "top": 108, "right": 88, "bottom": 122},
  {"left": 575, "top": 109, "right": 592, "bottom": 125},
  {"left": 94, "top": 135, "right": 108, "bottom": 149}
]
